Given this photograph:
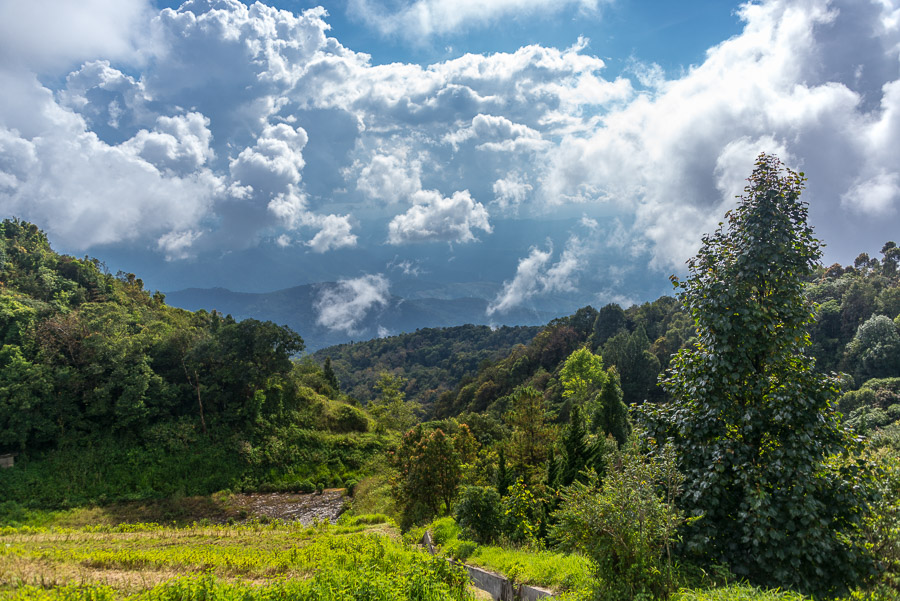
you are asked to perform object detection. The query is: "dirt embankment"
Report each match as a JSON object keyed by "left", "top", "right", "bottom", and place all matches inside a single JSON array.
[
  {"left": 61, "top": 489, "right": 350, "bottom": 527},
  {"left": 230, "top": 489, "right": 347, "bottom": 524}
]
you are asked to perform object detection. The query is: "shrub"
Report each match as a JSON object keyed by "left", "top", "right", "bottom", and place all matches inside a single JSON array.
[
  {"left": 500, "top": 478, "right": 541, "bottom": 545},
  {"left": 332, "top": 404, "right": 370, "bottom": 433},
  {"left": 298, "top": 480, "right": 315, "bottom": 494},
  {"left": 862, "top": 447, "right": 900, "bottom": 593},
  {"left": 447, "top": 539, "right": 478, "bottom": 561},
  {"left": 430, "top": 516, "right": 461, "bottom": 546},
  {"left": 344, "top": 479, "right": 359, "bottom": 496},
  {"left": 454, "top": 485, "right": 501, "bottom": 544},
  {"left": 550, "top": 436, "right": 684, "bottom": 601},
  {"left": 340, "top": 513, "right": 392, "bottom": 526}
]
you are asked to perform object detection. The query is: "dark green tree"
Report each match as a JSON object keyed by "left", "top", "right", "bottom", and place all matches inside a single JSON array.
[
  {"left": 505, "top": 386, "right": 555, "bottom": 490},
  {"left": 454, "top": 485, "right": 502, "bottom": 543},
  {"left": 881, "top": 241, "right": 899, "bottom": 278},
  {"left": 560, "top": 405, "right": 589, "bottom": 487},
  {"left": 394, "top": 425, "right": 461, "bottom": 525},
  {"left": 0, "top": 344, "right": 54, "bottom": 449},
  {"left": 590, "top": 303, "right": 627, "bottom": 350},
  {"left": 496, "top": 446, "right": 511, "bottom": 496},
  {"left": 641, "top": 154, "right": 872, "bottom": 595},
  {"left": 602, "top": 326, "right": 661, "bottom": 404},
  {"left": 322, "top": 356, "right": 340, "bottom": 391},
  {"left": 844, "top": 315, "right": 900, "bottom": 383},
  {"left": 592, "top": 366, "right": 630, "bottom": 446}
]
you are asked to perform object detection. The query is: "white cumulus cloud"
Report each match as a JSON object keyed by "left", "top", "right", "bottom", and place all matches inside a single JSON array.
[
  {"left": 315, "top": 274, "right": 391, "bottom": 334},
  {"left": 388, "top": 189, "right": 492, "bottom": 244},
  {"left": 305, "top": 214, "right": 358, "bottom": 253},
  {"left": 492, "top": 174, "right": 533, "bottom": 214},
  {"left": 356, "top": 152, "right": 422, "bottom": 204},
  {"left": 0, "top": 0, "right": 153, "bottom": 73},
  {"left": 487, "top": 235, "right": 587, "bottom": 315},
  {"left": 539, "top": 0, "right": 900, "bottom": 267},
  {"left": 444, "top": 114, "right": 547, "bottom": 152},
  {"left": 123, "top": 112, "right": 215, "bottom": 174},
  {"left": 230, "top": 123, "right": 308, "bottom": 195}
]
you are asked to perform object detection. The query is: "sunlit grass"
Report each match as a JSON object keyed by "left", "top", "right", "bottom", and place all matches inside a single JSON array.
[{"left": 0, "top": 518, "right": 470, "bottom": 601}]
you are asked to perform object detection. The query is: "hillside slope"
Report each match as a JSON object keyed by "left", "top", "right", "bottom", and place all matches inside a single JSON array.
[
  {"left": 314, "top": 324, "right": 542, "bottom": 410},
  {"left": 0, "top": 219, "right": 384, "bottom": 507}
]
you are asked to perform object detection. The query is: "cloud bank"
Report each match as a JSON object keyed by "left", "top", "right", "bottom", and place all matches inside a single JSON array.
[
  {"left": 349, "top": 0, "right": 608, "bottom": 41},
  {"left": 0, "top": 0, "right": 898, "bottom": 303}
]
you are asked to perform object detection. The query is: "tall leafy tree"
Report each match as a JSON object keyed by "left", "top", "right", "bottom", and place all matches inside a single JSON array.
[
  {"left": 602, "top": 326, "right": 661, "bottom": 403},
  {"left": 505, "top": 386, "right": 555, "bottom": 490},
  {"left": 322, "top": 356, "right": 340, "bottom": 391},
  {"left": 394, "top": 425, "right": 461, "bottom": 525},
  {"left": 370, "top": 372, "right": 418, "bottom": 432},
  {"left": 642, "top": 154, "right": 872, "bottom": 595},
  {"left": 559, "top": 347, "right": 607, "bottom": 423},
  {"left": 0, "top": 345, "right": 54, "bottom": 449},
  {"left": 589, "top": 303, "right": 628, "bottom": 350},
  {"left": 843, "top": 314, "right": 900, "bottom": 384}
]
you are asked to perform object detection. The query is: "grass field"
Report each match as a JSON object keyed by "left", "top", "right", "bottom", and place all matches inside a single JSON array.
[
  {"left": 0, "top": 518, "right": 472, "bottom": 600},
  {"left": 1, "top": 510, "right": 891, "bottom": 601}
]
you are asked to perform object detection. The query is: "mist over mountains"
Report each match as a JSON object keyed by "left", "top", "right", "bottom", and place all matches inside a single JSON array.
[{"left": 165, "top": 281, "right": 559, "bottom": 350}]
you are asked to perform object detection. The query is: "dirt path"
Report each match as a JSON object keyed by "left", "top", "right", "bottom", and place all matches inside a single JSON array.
[{"left": 229, "top": 489, "right": 347, "bottom": 524}]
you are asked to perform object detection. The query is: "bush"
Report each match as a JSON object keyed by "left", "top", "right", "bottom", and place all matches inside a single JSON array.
[
  {"left": 550, "top": 437, "right": 684, "bottom": 601},
  {"left": 848, "top": 406, "right": 893, "bottom": 434},
  {"left": 344, "top": 479, "right": 359, "bottom": 496},
  {"left": 454, "top": 485, "right": 501, "bottom": 544},
  {"left": 840, "top": 388, "right": 878, "bottom": 415},
  {"left": 298, "top": 480, "right": 315, "bottom": 494},
  {"left": 331, "top": 404, "right": 370, "bottom": 433},
  {"left": 862, "top": 447, "right": 900, "bottom": 593},
  {"left": 349, "top": 474, "right": 398, "bottom": 519},
  {"left": 431, "top": 516, "right": 461, "bottom": 546},
  {"left": 337, "top": 513, "right": 393, "bottom": 528},
  {"left": 500, "top": 478, "right": 541, "bottom": 545},
  {"left": 446, "top": 539, "right": 478, "bottom": 561}
]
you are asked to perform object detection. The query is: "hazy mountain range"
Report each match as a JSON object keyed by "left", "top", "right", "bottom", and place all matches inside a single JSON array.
[{"left": 165, "top": 282, "right": 559, "bottom": 350}]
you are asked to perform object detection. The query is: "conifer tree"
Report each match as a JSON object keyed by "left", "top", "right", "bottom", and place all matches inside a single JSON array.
[
  {"left": 496, "top": 446, "right": 511, "bottom": 497},
  {"left": 560, "top": 405, "right": 588, "bottom": 486},
  {"left": 592, "top": 366, "right": 630, "bottom": 446},
  {"left": 322, "top": 356, "right": 339, "bottom": 391}
]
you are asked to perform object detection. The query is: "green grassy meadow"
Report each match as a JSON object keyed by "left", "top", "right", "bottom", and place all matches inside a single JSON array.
[{"left": 0, "top": 518, "right": 472, "bottom": 600}]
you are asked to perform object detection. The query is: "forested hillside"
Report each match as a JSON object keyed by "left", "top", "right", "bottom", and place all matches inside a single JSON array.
[
  {"left": 0, "top": 219, "right": 383, "bottom": 507},
  {"left": 313, "top": 324, "right": 541, "bottom": 410},
  {"left": 350, "top": 244, "right": 899, "bottom": 427}
]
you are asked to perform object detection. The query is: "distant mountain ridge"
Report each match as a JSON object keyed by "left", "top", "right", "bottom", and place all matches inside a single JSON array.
[{"left": 164, "top": 283, "right": 561, "bottom": 350}]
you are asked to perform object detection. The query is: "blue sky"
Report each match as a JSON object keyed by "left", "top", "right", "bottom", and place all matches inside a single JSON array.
[{"left": 1, "top": 0, "right": 899, "bottom": 334}]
